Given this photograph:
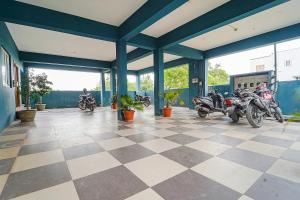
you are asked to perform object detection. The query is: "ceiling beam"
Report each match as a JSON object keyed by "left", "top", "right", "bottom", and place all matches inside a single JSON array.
[
  {"left": 24, "top": 62, "right": 102, "bottom": 73},
  {"left": 119, "top": 0, "right": 187, "bottom": 40},
  {"left": 0, "top": 1, "right": 156, "bottom": 49},
  {"left": 158, "top": 0, "right": 288, "bottom": 48},
  {"left": 165, "top": 45, "right": 203, "bottom": 60},
  {"left": 19, "top": 52, "right": 111, "bottom": 69},
  {"left": 204, "top": 22, "right": 300, "bottom": 59},
  {"left": 111, "top": 48, "right": 152, "bottom": 67}
]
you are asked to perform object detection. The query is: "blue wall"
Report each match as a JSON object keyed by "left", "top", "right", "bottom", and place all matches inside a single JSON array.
[
  {"left": 0, "top": 22, "right": 22, "bottom": 132},
  {"left": 33, "top": 91, "right": 102, "bottom": 109}
]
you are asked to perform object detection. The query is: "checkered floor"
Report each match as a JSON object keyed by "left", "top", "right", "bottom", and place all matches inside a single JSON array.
[{"left": 0, "top": 107, "right": 300, "bottom": 200}]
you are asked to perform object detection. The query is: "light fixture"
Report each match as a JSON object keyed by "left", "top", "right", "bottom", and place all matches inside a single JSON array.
[{"left": 228, "top": 24, "right": 238, "bottom": 31}]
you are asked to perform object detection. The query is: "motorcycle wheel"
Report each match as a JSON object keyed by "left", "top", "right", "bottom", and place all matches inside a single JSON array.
[
  {"left": 198, "top": 110, "right": 208, "bottom": 118},
  {"left": 231, "top": 112, "right": 239, "bottom": 123},
  {"left": 89, "top": 106, "right": 95, "bottom": 111},
  {"left": 274, "top": 107, "right": 284, "bottom": 123},
  {"left": 246, "top": 103, "right": 263, "bottom": 128},
  {"left": 144, "top": 100, "right": 150, "bottom": 107},
  {"left": 79, "top": 102, "right": 86, "bottom": 110}
]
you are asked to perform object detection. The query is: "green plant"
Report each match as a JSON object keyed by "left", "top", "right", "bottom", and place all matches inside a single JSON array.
[
  {"left": 178, "top": 99, "right": 185, "bottom": 106},
  {"left": 31, "top": 73, "right": 53, "bottom": 104},
  {"left": 120, "top": 95, "right": 144, "bottom": 111},
  {"left": 21, "top": 69, "right": 34, "bottom": 110},
  {"left": 163, "top": 91, "right": 181, "bottom": 108},
  {"left": 111, "top": 94, "right": 118, "bottom": 104}
]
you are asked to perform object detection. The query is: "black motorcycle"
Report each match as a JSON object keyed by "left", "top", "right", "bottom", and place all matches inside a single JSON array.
[
  {"left": 79, "top": 94, "right": 96, "bottom": 111},
  {"left": 246, "top": 84, "right": 284, "bottom": 128},
  {"left": 193, "top": 91, "right": 227, "bottom": 118},
  {"left": 135, "top": 95, "right": 151, "bottom": 107}
]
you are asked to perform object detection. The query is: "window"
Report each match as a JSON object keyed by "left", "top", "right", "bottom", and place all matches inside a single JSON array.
[
  {"left": 1, "top": 47, "right": 11, "bottom": 86},
  {"left": 284, "top": 59, "right": 292, "bottom": 67},
  {"left": 244, "top": 83, "right": 248, "bottom": 88},
  {"left": 256, "top": 64, "right": 265, "bottom": 72},
  {"left": 238, "top": 83, "right": 242, "bottom": 88},
  {"left": 250, "top": 83, "right": 254, "bottom": 87}
]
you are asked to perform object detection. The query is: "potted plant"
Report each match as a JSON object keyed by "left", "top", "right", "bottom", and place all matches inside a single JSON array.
[
  {"left": 18, "top": 69, "right": 36, "bottom": 122},
  {"left": 163, "top": 91, "right": 181, "bottom": 117},
  {"left": 31, "top": 73, "right": 53, "bottom": 111},
  {"left": 111, "top": 94, "right": 118, "bottom": 110},
  {"left": 120, "top": 95, "right": 144, "bottom": 121}
]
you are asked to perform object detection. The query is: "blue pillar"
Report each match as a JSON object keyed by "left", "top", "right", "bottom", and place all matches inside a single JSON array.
[
  {"left": 100, "top": 71, "right": 106, "bottom": 106},
  {"left": 198, "top": 59, "right": 208, "bottom": 96},
  {"left": 136, "top": 72, "right": 141, "bottom": 94},
  {"left": 154, "top": 49, "right": 164, "bottom": 116},
  {"left": 110, "top": 68, "right": 116, "bottom": 96},
  {"left": 116, "top": 40, "right": 127, "bottom": 120}
]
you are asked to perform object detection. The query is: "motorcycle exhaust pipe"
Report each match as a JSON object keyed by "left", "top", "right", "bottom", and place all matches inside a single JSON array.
[{"left": 253, "top": 99, "right": 265, "bottom": 110}]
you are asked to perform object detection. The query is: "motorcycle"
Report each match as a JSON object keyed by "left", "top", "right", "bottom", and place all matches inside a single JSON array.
[
  {"left": 225, "top": 88, "right": 251, "bottom": 123},
  {"left": 79, "top": 94, "right": 96, "bottom": 111},
  {"left": 192, "top": 90, "right": 227, "bottom": 118},
  {"left": 135, "top": 95, "right": 151, "bottom": 107},
  {"left": 246, "top": 83, "right": 284, "bottom": 128}
]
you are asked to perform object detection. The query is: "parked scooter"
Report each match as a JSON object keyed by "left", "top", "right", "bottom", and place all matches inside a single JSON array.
[
  {"left": 192, "top": 90, "right": 227, "bottom": 118},
  {"left": 246, "top": 83, "right": 284, "bottom": 128},
  {"left": 79, "top": 88, "right": 96, "bottom": 111},
  {"left": 135, "top": 95, "right": 151, "bottom": 107}
]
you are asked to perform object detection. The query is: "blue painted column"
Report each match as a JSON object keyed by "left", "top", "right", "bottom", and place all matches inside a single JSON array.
[
  {"left": 100, "top": 71, "right": 106, "bottom": 106},
  {"left": 198, "top": 59, "right": 208, "bottom": 96},
  {"left": 116, "top": 40, "right": 127, "bottom": 120},
  {"left": 110, "top": 68, "right": 117, "bottom": 95},
  {"left": 153, "top": 48, "right": 164, "bottom": 116},
  {"left": 136, "top": 72, "right": 141, "bottom": 94}
]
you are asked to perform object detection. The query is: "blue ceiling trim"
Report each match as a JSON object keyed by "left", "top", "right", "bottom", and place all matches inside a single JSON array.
[
  {"left": 24, "top": 62, "right": 102, "bottom": 73},
  {"left": 19, "top": 52, "right": 111, "bottom": 69},
  {"left": 127, "top": 34, "right": 157, "bottom": 50},
  {"left": 119, "top": 0, "right": 187, "bottom": 40},
  {"left": 158, "top": 0, "right": 288, "bottom": 48},
  {"left": 137, "top": 57, "right": 191, "bottom": 75},
  {"left": 111, "top": 48, "right": 152, "bottom": 67},
  {"left": 165, "top": 45, "right": 203, "bottom": 60},
  {"left": 205, "top": 22, "right": 300, "bottom": 59}
]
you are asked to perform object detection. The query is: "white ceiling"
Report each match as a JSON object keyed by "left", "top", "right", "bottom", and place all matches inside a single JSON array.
[
  {"left": 142, "top": 0, "right": 229, "bottom": 37},
  {"left": 6, "top": 23, "right": 136, "bottom": 61},
  {"left": 181, "top": 0, "right": 300, "bottom": 51},
  {"left": 127, "top": 53, "right": 181, "bottom": 71},
  {"left": 17, "top": 0, "right": 147, "bottom": 26}
]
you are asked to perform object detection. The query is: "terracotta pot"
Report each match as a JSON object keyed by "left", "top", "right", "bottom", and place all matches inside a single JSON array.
[
  {"left": 111, "top": 103, "right": 117, "bottom": 110},
  {"left": 123, "top": 110, "right": 135, "bottom": 121},
  {"left": 163, "top": 107, "right": 172, "bottom": 117},
  {"left": 18, "top": 110, "right": 37, "bottom": 122},
  {"left": 36, "top": 104, "right": 46, "bottom": 111}
]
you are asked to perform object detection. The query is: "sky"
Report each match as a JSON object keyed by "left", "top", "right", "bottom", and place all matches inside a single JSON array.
[{"left": 33, "top": 38, "right": 300, "bottom": 91}]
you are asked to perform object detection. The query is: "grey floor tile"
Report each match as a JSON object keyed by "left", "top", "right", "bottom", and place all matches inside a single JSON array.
[
  {"left": 90, "top": 132, "right": 120, "bottom": 141},
  {"left": 252, "top": 135, "right": 293, "bottom": 147},
  {"left": 152, "top": 170, "right": 241, "bottom": 200},
  {"left": 109, "top": 144, "right": 155, "bottom": 164},
  {"left": 167, "top": 126, "right": 193, "bottom": 134},
  {"left": 18, "top": 141, "right": 60, "bottom": 155},
  {"left": 200, "top": 127, "right": 227, "bottom": 134},
  {"left": 0, "top": 158, "right": 15, "bottom": 175},
  {"left": 246, "top": 174, "right": 300, "bottom": 200},
  {"left": 74, "top": 165, "right": 148, "bottom": 200},
  {"left": 126, "top": 133, "right": 159, "bottom": 143},
  {"left": 0, "top": 140, "right": 23, "bottom": 149},
  {"left": 0, "top": 162, "right": 71, "bottom": 200},
  {"left": 208, "top": 135, "right": 244, "bottom": 146},
  {"left": 219, "top": 148, "right": 276, "bottom": 171},
  {"left": 161, "top": 146, "right": 212, "bottom": 168},
  {"left": 164, "top": 134, "right": 200, "bottom": 145},
  {"left": 63, "top": 142, "right": 104, "bottom": 160},
  {"left": 281, "top": 149, "right": 300, "bottom": 163}
]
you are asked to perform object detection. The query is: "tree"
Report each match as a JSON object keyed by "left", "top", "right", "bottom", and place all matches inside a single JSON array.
[
  {"left": 208, "top": 63, "right": 229, "bottom": 86},
  {"left": 31, "top": 73, "right": 53, "bottom": 104},
  {"left": 164, "top": 64, "right": 188, "bottom": 89},
  {"left": 128, "top": 82, "right": 136, "bottom": 91},
  {"left": 140, "top": 74, "right": 154, "bottom": 92}
]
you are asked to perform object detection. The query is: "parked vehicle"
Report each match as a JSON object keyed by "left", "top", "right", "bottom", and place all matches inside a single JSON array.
[
  {"left": 192, "top": 90, "right": 227, "bottom": 118},
  {"left": 246, "top": 83, "right": 284, "bottom": 128},
  {"left": 135, "top": 95, "right": 151, "bottom": 107},
  {"left": 79, "top": 89, "right": 96, "bottom": 111},
  {"left": 225, "top": 88, "right": 250, "bottom": 123}
]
